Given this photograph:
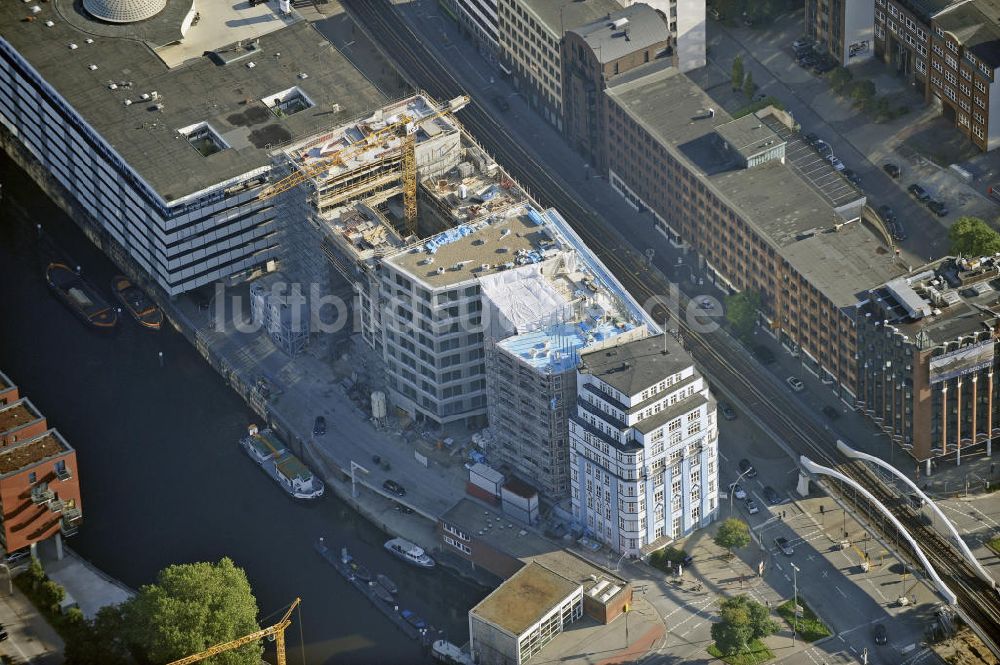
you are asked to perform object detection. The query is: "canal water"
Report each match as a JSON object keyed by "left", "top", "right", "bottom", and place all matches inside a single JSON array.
[{"left": 0, "top": 153, "right": 486, "bottom": 665}]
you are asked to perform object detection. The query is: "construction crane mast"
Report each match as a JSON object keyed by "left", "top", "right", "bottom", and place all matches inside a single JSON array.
[
  {"left": 166, "top": 598, "right": 301, "bottom": 665},
  {"left": 259, "top": 94, "right": 470, "bottom": 207}
]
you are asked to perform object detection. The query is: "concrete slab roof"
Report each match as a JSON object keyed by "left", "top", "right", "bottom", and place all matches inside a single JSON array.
[
  {"left": 1, "top": 0, "right": 385, "bottom": 200},
  {"left": 470, "top": 562, "right": 580, "bottom": 636},
  {"left": 520, "top": 0, "right": 624, "bottom": 37},
  {"left": 569, "top": 4, "right": 669, "bottom": 63},
  {"left": 440, "top": 498, "right": 556, "bottom": 561},
  {"left": 935, "top": 0, "right": 1000, "bottom": 67}
]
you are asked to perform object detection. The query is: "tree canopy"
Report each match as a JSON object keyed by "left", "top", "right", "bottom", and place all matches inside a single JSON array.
[
  {"left": 67, "top": 558, "right": 261, "bottom": 665},
  {"left": 724, "top": 290, "right": 761, "bottom": 341},
  {"left": 949, "top": 216, "right": 1000, "bottom": 257},
  {"left": 711, "top": 595, "right": 778, "bottom": 655},
  {"left": 743, "top": 71, "right": 756, "bottom": 99},
  {"left": 714, "top": 517, "right": 751, "bottom": 555},
  {"left": 732, "top": 55, "right": 745, "bottom": 91}
]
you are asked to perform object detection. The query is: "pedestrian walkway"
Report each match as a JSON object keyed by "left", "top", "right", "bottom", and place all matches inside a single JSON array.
[
  {"left": 0, "top": 579, "right": 64, "bottom": 665},
  {"left": 36, "top": 540, "right": 134, "bottom": 620}
]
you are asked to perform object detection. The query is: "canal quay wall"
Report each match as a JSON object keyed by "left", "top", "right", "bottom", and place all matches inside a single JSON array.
[{"left": 1, "top": 127, "right": 502, "bottom": 593}]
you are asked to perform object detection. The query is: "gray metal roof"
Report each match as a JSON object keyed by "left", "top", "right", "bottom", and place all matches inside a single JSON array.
[
  {"left": 935, "top": 0, "right": 1000, "bottom": 68},
  {"left": 579, "top": 334, "right": 693, "bottom": 397},
  {"left": 568, "top": 3, "right": 668, "bottom": 64},
  {"left": 1, "top": 1, "right": 385, "bottom": 200}
]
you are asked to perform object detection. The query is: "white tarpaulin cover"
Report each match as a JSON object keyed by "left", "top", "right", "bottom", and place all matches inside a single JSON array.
[{"left": 479, "top": 263, "right": 573, "bottom": 338}]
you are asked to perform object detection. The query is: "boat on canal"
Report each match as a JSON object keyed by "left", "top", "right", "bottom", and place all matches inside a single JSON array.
[
  {"left": 240, "top": 425, "right": 324, "bottom": 500},
  {"left": 371, "top": 583, "right": 395, "bottom": 604},
  {"left": 111, "top": 275, "right": 163, "bottom": 330},
  {"left": 377, "top": 573, "right": 398, "bottom": 595},
  {"left": 384, "top": 538, "right": 435, "bottom": 568},
  {"left": 45, "top": 262, "right": 118, "bottom": 330},
  {"left": 400, "top": 609, "right": 427, "bottom": 630},
  {"left": 432, "top": 640, "right": 473, "bottom": 665}
]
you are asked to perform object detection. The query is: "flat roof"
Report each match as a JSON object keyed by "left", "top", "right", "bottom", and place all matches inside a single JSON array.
[
  {"left": 715, "top": 115, "right": 785, "bottom": 163},
  {"left": 579, "top": 333, "right": 693, "bottom": 397},
  {"left": 606, "top": 66, "right": 898, "bottom": 304},
  {"left": 1, "top": 1, "right": 385, "bottom": 200},
  {"left": 470, "top": 562, "right": 580, "bottom": 636},
  {"left": 441, "top": 498, "right": 555, "bottom": 561},
  {"left": 0, "top": 429, "right": 73, "bottom": 477},
  {"left": 0, "top": 399, "right": 42, "bottom": 435},
  {"left": 0, "top": 369, "right": 13, "bottom": 391},
  {"left": 386, "top": 208, "right": 558, "bottom": 289},
  {"left": 497, "top": 320, "right": 629, "bottom": 373},
  {"left": 520, "top": 0, "right": 623, "bottom": 37},
  {"left": 570, "top": 4, "right": 668, "bottom": 64},
  {"left": 525, "top": 550, "right": 628, "bottom": 604}
]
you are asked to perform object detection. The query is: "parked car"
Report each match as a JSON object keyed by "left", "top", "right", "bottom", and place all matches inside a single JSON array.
[
  {"left": 313, "top": 416, "right": 327, "bottom": 436},
  {"left": 719, "top": 401, "right": 737, "bottom": 420},
  {"left": 774, "top": 536, "right": 795, "bottom": 555},
  {"left": 928, "top": 199, "right": 948, "bottom": 216},
  {"left": 842, "top": 168, "right": 862, "bottom": 185},
  {"left": 873, "top": 623, "right": 888, "bottom": 645},
  {"left": 890, "top": 220, "right": 907, "bottom": 241},
  {"left": 877, "top": 204, "right": 896, "bottom": 224},
  {"left": 798, "top": 55, "right": 818, "bottom": 68},
  {"left": 786, "top": 376, "right": 805, "bottom": 392},
  {"left": 814, "top": 61, "right": 836, "bottom": 74},
  {"left": 492, "top": 95, "right": 510, "bottom": 112},
  {"left": 383, "top": 479, "right": 406, "bottom": 496},
  {"left": 822, "top": 405, "right": 841, "bottom": 420},
  {"left": 753, "top": 345, "right": 776, "bottom": 365},
  {"left": 763, "top": 486, "right": 782, "bottom": 504},
  {"left": 730, "top": 483, "right": 748, "bottom": 500},
  {"left": 697, "top": 296, "right": 715, "bottom": 310},
  {"left": 738, "top": 458, "right": 757, "bottom": 478},
  {"left": 745, "top": 498, "right": 760, "bottom": 514},
  {"left": 828, "top": 155, "right": 846, "bottom": 171},
  {"left": 883, "top": 163, "right": 901, "bottom": 178},
  {"left": 394, "top": 503, "right": 415, "bottom": 514},
  {"left": 908, "top": 183, "right": 931, "bottom": 202},
  {"left": 792, "top": 37, "right": 812, "bottom": 50},
  {"left": 752, "top": 92, "right": 768, "bottom": 102},
  {"left": 803, "top": 132, "right": 819, "bottom": 146}
]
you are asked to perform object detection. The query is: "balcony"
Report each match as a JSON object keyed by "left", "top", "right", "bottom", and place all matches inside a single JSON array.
[
  {"left": 48, "top": 498, "right": 65, "bottom": 513},
  {"left": 61, "top": 508, "right": 82, "bottom": 537},
  {"left": 55, "top": 465, "right": 72, "bottom": 481},
  {"left": 30, "top": 486, "right": 54, "bottom": 505}
]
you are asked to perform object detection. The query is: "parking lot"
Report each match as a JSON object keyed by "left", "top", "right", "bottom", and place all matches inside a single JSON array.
[{"left": 766, "top": 118, "right": 863, "bottom": 209}]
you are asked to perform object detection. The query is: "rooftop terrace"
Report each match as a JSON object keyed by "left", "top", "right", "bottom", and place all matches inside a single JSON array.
[
  {"left": 0, "top": 1, "right": 384, "bottom": 200},
  {"left": 470, "top": 562, "right": 579, "bottom": 636},
  {"left": 0, "top": 430, "right": 72, "bottom": 477}
]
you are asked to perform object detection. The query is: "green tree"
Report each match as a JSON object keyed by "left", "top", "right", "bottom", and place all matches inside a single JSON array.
[
  {"left": 873, "top": 96, "right": 892, "bottom": 121},
  {"left": 40, "top": 579, "right": 66, "bottom": 614},
  {"left": 732, "top": 55, "right": 745, "bottom": 91},
  {"left": 121, "top": 558, "right": 261, "bottom": 665},
  {"left": 743, "top": 71, "right": 756, "bottom": 99},
  {"left": 724, "top": 290, "right": 761, "bottom": 341},
  {"left": 66, "top": 605, "right": 130, "bottom": 665},
  {"left": 829, "top": 66, "right": 853, "bottom": 92},
  {"left": 711, "top": 595, "right": 779, "bottom": 655},
  {"left": 949, "top": 216, "right": 1000, "bottom": 256},
  {"left": 714, "top": 517, "right": 751, "bottom": 556},
  {"left": 850, "top": 79, "right": 876, "bottom": 108}
]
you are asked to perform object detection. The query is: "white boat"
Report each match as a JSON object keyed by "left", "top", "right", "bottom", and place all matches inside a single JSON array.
[
  {"left": 432, "top": 640, "right": 473, "bottom": 665},
  {"left": 240, "top": 425, "right": 324, "bottom": 500},
  {"left": 384, "top": 538, "right": 435, "bottom": 568}
]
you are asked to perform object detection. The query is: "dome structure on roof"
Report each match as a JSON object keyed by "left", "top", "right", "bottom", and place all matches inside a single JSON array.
[{"left": 83, "top": 0, "right": 167, "bottom": 23}]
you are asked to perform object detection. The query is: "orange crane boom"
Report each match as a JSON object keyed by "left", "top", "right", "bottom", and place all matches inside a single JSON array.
[{"left": 166, "top": 597, "right": 301, "bottom": 665}]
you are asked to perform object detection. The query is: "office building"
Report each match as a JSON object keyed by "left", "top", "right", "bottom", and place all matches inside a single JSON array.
[
  {"left": 497, "top": 0, "right": 622, "bottom": 129},
  {"left": 928, "top": 0, "right": 1000, "bottom": 150},
  {"left": 449, "top": 0, "right": 501, "bottom": 58},
  {"left": 562, "top": 4, "right": 672, "bottom": 169},
  {"left": 806, "top": 0, "right": 875, "bottom": 66},
  {"left": 0, "top": 1, "right": 383, "bottom": 295},
  {"left": 858, "top": 255, "right": 1000, "bottom": 469},
  {"left": 0, "top": 373, "right": 82, "bottom": 557},
  {"left": 621, "top": 0, "right": 707, "bottom": 72},
  {"left": 603, "top": 65, "right": 905, "bottom": 399},
  {"left": 570, "top": 333, "right": 719, "bottom": 555}
]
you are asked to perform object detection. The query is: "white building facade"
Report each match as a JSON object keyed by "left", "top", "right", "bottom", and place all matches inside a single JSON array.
[{"left": 570, "top": 334, "right": 718, "bottom": 555}]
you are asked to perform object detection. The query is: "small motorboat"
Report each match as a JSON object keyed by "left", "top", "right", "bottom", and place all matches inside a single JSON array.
[
  {"left": 371, "top": 583, "right": 395, "bottom": 604},
  {"left": 401, "top": 609, "right": 427, "bottom": 630},
  {"left": 385, "top": 538, "right": 435, "bottom": 568},
  {"left": 350, "top": 561, "right": 372, "bottom": 583},
  {"left": 111, "top": 275, "right": 163, "bottom": 330},
  {"left": 377, "top": 574, "right": 398, "bottom": 595}
]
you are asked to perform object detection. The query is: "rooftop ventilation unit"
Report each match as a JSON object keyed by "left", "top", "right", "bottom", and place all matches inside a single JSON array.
[{"left": 612, "top": 17, "right": 629, "bottom": 30}]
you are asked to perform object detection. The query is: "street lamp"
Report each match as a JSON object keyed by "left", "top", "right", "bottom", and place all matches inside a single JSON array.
[
  {"left": 790, "top": 563, "right": 800, "bottom": 647},
  {"left": 729, "top": 467, "right": 754, "bottom": 515}
]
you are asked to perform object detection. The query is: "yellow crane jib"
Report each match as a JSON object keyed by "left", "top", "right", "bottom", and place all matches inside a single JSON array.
[
  {"left": 166, "top": 597, "right": 301, "bottom": 665},
  {"left": 257, "top": 95, "right": 470, "bottom": 202}
]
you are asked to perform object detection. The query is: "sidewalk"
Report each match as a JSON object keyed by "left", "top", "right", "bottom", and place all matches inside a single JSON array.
[{"left": 36, "top": 540, "right": 134, "bottom": 620}]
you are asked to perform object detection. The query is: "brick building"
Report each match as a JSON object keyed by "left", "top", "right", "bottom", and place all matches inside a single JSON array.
[
  {"left": 0, "top": 373, "right": 82, "bottom": 557},
  {"left": 857, "top": 255, "right": 1000, "bottom": 470},
  {"left": 601, "top": 66, "right": 905, "bottom": 398},
  {"left": 562, "top": 4, "right": 671, "bottom": 170},
  {"left": 874, "top": 0, "right": 944, "bottom": 90},
  {"left": 0, "top": 370, "right": 17, "bottom": 405}
]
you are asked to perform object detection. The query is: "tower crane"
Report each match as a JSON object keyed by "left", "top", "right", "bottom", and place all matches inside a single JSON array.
[
  {"left": 166, "top": 597, "right": 301, "bottom": 665},
  {"left": 258, "top": 95, "right": 471, "bottom": 234}
]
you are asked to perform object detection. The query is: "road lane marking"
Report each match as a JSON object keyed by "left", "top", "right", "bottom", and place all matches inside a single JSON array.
[{"left": 835, "top": 585, "right": 848, "bottom": 599}]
